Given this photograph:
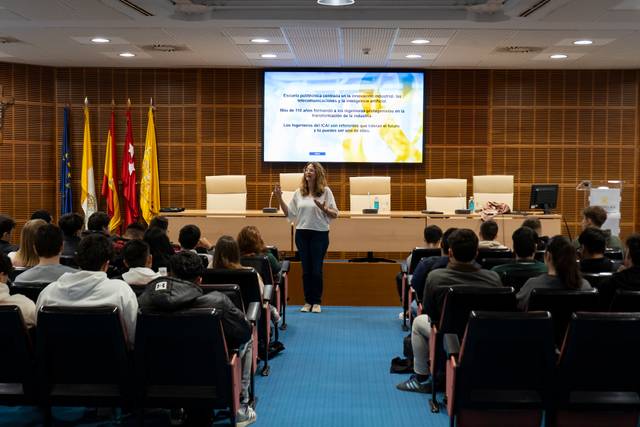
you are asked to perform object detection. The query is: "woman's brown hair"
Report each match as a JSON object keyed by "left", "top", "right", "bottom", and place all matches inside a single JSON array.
[
  {"left": 15, "top": 219, "right": 47, "bottom": 267},
  {"left": 237, "top": 226, "right": 266, "bottom": 256},
  {"left": 300, "top": 162, "right": 327, "bottom": 197},
  {"left": 546, "top": 235, "right": 582, "bottom": 290},
  {"left": 212, "top": 235, "right": 242, "bottom": 270}
]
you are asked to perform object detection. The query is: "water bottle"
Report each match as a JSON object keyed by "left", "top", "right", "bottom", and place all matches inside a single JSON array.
[
  {"left": 158, "top": 267, "right": 168, "bottom": 276},
  {"left": 373, "top": 196, "right": 380, "bottom": 210},
  {"left": 468, "top": 196, "right": 475, "bottom": 212}
]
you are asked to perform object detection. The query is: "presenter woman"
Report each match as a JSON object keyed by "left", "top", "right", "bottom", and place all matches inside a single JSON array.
[{"left": 274, "top": 162, "right": 338, "bottom": 313}]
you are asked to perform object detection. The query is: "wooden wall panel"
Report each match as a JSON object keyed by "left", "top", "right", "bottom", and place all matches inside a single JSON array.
[{"left": 0, "top": 64, "right": 637, "bottom": 252}]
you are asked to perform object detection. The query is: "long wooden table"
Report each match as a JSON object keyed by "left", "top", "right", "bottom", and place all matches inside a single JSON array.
[{"left": 164, "top": 210, "right": 562, "bottom": 252}]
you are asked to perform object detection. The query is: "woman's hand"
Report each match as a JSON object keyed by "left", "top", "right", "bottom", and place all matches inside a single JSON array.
[
  {"left": 273, "top": 184, "right": 282, "bottom": 200},
  {"left": 314, "top": 199, "right": 336, "bottom": 218}
]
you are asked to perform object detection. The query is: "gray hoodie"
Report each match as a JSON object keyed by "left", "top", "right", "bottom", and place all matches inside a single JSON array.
[{"left": 35, "top": 270, "right": 138, "bottom": 344}]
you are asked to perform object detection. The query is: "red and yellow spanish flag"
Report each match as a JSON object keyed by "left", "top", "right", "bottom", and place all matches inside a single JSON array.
[
  {"left": 140, "top": 103, "right": 160, "bottom": 224},
  {"left": 101, "top": 108, "right": 122, "bottom": 234}
]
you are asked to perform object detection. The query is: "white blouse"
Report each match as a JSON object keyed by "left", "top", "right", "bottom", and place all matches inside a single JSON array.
[{"left": 287, "top": 187, "right": 338, "bottom": 232}]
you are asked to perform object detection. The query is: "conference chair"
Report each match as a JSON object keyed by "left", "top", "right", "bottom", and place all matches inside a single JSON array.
[
  {"left": 8, "top": 267, "right": 29, "bottom": 283},
  {"left": 610, "top": 289, "right": 640, "bottom": 312},
  {"left": 134, "top": 308, "right": 242, "bottom": 427},
  {"left": 349, "top": 176, "right": 391, "bottom": 213},
  {"left": 279, "top": 173, "right": 303, "bottom": 209},
  {"left": 59, "top": 255, "right": 78, "bottom": 269},
  {"left": 444, "top": 311, "right": 556, "bottom": 427},
  {"left": 604, "top": 249, "right": 624, "bottom": 261},
  {"left": 0, "top": 306, "right": 36, "bottom": 408},
  {"left": 498, "top": 269, "right": 542, "bottom": 292},
  {"left": 473, "top": 175, "right": 514, "bottom": 210},
  {"left": 202, "top": 268, "right": 274, "bottom": 376},
  {"left": 9, "top": 282, "right": 48, "bottom": 303},
  {"left": 36, "top": 306, "right": 132, "bottom": 423},
  {"left": 527, "top": 288, "right": 600, "bottom": 348},
  {"left": 552, "top": 312, "right": 640, "bottom": 427},
  {"left": 582, "top": 272, "right": 614, "bottom": 308},
  {"left": 425, "top": 178, "right": 467, "bottom": 214},
  {"left": 427, "top": 286, "right": 517, "bottom": 413},
  {"left": 399, "top": 247, "right": 441, "bottom": 330},
  {"left": 240, "top": 255, "right": 285, "bottom": 337},
  {"left": 476, "top": 248, "right": 514, "bottom": 268},
  {"left": 205, "top": 175, "right": 247, "bottom": 212}
]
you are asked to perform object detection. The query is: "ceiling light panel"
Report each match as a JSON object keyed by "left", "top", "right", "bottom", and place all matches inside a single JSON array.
[
  {"left": 555, "top": 38, "right": 615, "bottom": 46},
  {"left": 283, "top": 27, "right": 341, "bottom": 66},
  {"left": 395, "top": 29, "right": 456, "bottom": 46},
  {"left": 223, "top": 28, "right": 286, "bottom": 45},
  {"left": 71, "top": 36, "right": 129, "bottom": 45},
  {"left": 390, "top": 44, "right": 442, "bottom": 61},
  {"left": 531, "top": 52, "right": 584, "bottom": 61},
  {"left": 343, "top": 27, "right": 396, "bottom": 66}
]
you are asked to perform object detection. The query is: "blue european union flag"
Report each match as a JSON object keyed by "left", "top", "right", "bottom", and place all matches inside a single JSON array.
[{"left": 60, "top": 106, "right": 73, "bottom": 214}]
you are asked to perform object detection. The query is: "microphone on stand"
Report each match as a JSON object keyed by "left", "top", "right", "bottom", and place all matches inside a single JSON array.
[{"left": 262, "top": 191, "right": 278, "bottom": 213}]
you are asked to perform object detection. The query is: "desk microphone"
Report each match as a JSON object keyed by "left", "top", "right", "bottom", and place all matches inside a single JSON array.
[{"left": 262, "top": 191, "right": 278, "bottom": 213}]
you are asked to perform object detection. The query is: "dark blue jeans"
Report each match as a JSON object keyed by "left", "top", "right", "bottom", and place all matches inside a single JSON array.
[{"left": 295, "top": 229, "right": 329, "bottom": 305}]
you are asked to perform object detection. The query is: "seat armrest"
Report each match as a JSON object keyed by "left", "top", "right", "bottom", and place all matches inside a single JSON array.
[
  {"left": 401, "top": 262, "right": 408, "bottom": 274},
  {"left": 281, "top": 260, "right": 290, "bottom": 273},
  {"left": 263, "top": 285, "right": 274, "bottom": 303},
  {"left": 444, "top": 333, "right": 460, "bottom": 359},
  {"left": 246, "top": 302, "right": 260, "bottom": 323}
]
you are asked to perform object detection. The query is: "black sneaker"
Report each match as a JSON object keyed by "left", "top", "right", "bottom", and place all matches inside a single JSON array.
[{"left": 396, "top": 374, "right": 432, "bottom": 394}]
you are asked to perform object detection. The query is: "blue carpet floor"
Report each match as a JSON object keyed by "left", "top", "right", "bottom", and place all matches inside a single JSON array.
[{"left": 0, "top": 306, "right": 449, "bottom": 427}]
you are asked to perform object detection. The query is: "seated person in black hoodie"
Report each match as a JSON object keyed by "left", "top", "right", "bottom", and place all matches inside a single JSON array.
[
  {"left": 599, "top": 234, "right": 640, "bottom": 307},
  {"left": 578, "top": 227, "right": 615, "bottom": 273},
  {"left": 138, "top": 251, "right": 256, "bottom": 426}
]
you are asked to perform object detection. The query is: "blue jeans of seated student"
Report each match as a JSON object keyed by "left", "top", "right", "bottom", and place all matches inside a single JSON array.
[{"left": 295, "top": 229, "right": 329, "bottom": 305}]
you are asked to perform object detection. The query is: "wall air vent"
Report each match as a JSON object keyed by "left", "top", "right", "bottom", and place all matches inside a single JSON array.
[
  {"left": 518, "top": 0, "right": 551, "bottom": 17},
  {"left": 0, "top": 36, "right": 20, "bottom": 44},
  {"left": 117, "top": 0, "right": 154, "bottom": 16},
  {"left": 142, "top": 44, "right": 190, "bottom": 53}
]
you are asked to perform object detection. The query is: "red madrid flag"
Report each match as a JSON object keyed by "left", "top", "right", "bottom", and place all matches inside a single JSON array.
[{"left": 121, "top": 100, "right": 139, "bottom": 227}]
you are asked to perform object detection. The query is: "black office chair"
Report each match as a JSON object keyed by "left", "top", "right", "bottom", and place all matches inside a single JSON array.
[
  {"left": 8, "top": 267, "right": 29, "bottom": 283},
  {"left": 202, "top": 268, "right": 274, "bottom": 376},
  {"left": 10, "top": 282, "right": 49, "bottom": 303},
  {"left": 527, "top": 288, "right": 600, "bottom": 347},
  {"left": 428, "top": 286, "right": 517, "bottom": 413},
  {"left": 36, "top": 305, "right": 132, "bottom": 424},
  {"left": 0, "top": 306, "right": 36, "bottom": 409},
  {"left": 476, "top": 248, "right": 513, "bottom": 263},
  {"left": 135, "top": 308, "right": 242, "bottom": 426},
  {"left": 552, "top": 312, "right": 640, "bottom": 427},
  {"left": 610, "top": 289, "right": 640, "bottom": 312},
  {"left": 478, "top": 257, "right": 515, "bottom": 270},
  {"left": 445, "top": 311, "right": 556, "bottom": 427}
]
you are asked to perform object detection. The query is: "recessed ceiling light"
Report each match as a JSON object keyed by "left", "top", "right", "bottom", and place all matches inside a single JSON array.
[
  {"left": 251, "top": 38, "right": 270, "bottom": 43},
  {"left": 573, "top": 39, "right": 593, "bottom": 45},
  {"left": 91, "top": 37, "right": 110, "bottom": 44},
  {"left": 411, "top": 39, "right": 431, "bottom": 45},
  {"left": 550, "top": 54, "right": 568, "bottom": 59},
  {"left": 317, "top": 0, "right": 355, "bottom": 5},
  {"left": 261, "top": 53, "right": 277, "bottom": 58},
  {"left": 119, "top": 52, "right": 136, "bottom": 58},
  {"left": 405, "top": 54, "right": 422, "bottom": 59}
]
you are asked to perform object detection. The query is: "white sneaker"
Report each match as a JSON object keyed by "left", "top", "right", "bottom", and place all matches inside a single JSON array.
[
  {"left": 236, "top": 405, "right": 256, "bottom": 427},
  {"left": 311, "top": 304, "right": 322, "bottom": 313},
  {"left": 300, "top": 303, "right": 312, "bottom": 313}
]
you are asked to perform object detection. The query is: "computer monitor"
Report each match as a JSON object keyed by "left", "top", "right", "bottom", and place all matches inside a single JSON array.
[{"left": 530, "top": 184, "right": 558, "bottom": 214}]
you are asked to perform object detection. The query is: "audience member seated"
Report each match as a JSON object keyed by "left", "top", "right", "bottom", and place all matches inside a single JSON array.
[
  {"left": 578, "top": 227, "right": 615, "bottom": 273},
  {"left": 83, "top": 211, "right": 111, "bottom": 237},
  {"left": 600, "top": 233, "right": 640, "bottom": 307},
  {"left": 213, "top": 235, "right": 280, "bottom": 323},
  {"left": 522, "top": 217, "right": 549, "bottom": 250},
  {"left": 138, "top": 251, "right": 255, "bottom": 426},
  {"left": 0, "top": 214, "right": 18, "bottom": 255},
  {"left": 573, "top": 206, "right": 623, "bottom": 250},
  {"left": 0, "top": 253, "right": 35, "bottom": 327},
  {"left": 8, "top": 219, "right": 46, "bottom": 268},
  {"left": 396, "top": 228, "right": 502, "bottom": 394},
  {"left": 238, "top": 225, "right": 281, "bottom": 276},
  {"left": 395, "top": 225, "right": 442, "bottom": 302},
  {"left": 58, "top": 212, "right": 84, "bottom": 257},
  {"left": 121, "top": 240, "right": 160, "bottom": 286},
  {"left": 477, "top": 220, "right": 507, "bottom": 249},
  {"left": 122, "top": 222, "right": 146, "bottom": 240},
  {"left": 492, "top": 226, "right": 547, "bottom": 284},
  {"left": 410, "top": 227, "right": 457, "bottom": 305},
  {"left": 144, "top": 226, "right": 175, "bottom": 272},
  {"left": 30, "top": 209, "right": 52, "bottom": 223},
  {"left": 35, "top": 234, "right": 138, "bottom": 343},
  {"left": 179, "top": 224, "right": 213, "bottom": 268},
  {"left": 517, "top": 235, "right": 591, "bottom": 310},
  {"left": 149, "top": 215, "right": 169, "bottom": 234},
  {"left": 13, "top": 224, "right": 76, "bottom": 285}
]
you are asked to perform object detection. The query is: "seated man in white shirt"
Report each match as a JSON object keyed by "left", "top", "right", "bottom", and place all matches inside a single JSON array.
[
  {"left": 36, "top": 234, "right": 138, "bottom": 344},
  {"left": 121, "top": 239, "right": 161, "bottom": 287},
  {"left": 13, "top": 223, "right": 77, "bottom": 286},
  {"left": 0, "top": 253, "right": 36, "bottom": 328}
]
